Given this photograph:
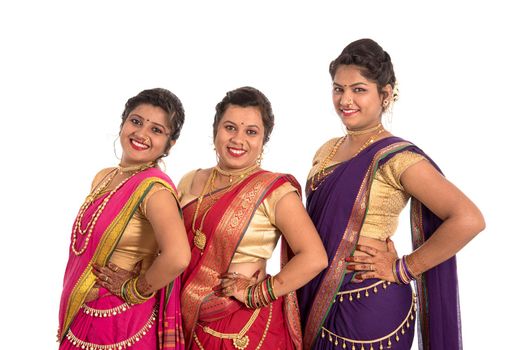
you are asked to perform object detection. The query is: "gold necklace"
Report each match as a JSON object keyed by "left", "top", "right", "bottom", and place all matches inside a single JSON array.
[
  {"left": 215, "top": 163, "right": 259, "bottom": 183},
  {"left": 71, "top": 163, "right": 154, "bottom": 256},
  {"left": 310, "top": 136, "right": 346, "bottom": 191},
  {"left": 310, "top": 127, "right": 385, "bottom": 192},
  {"left": 352, "top": 126, "right": 385, "bottom": 158},
  {"left": 191, "top": 169, "right": 217, "bottom": 251},
  {"left": 346, "top": 123, "right": 383, "bottom": 136},
  {"left": 191, "top": 164, "right": 259, "bottom": 251},
  {"left": 118, "top": 161, "right": 155, "bottom": 174}
]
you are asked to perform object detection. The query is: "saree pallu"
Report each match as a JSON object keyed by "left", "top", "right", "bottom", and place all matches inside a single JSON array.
[
  {"left": 299, "top": 137, "right": 461, "bottom": 350},
  {"left": 58, "top": 168, "right": 184, "bottom": 350},
  {"left": 181, "top": 170, "right": 302, "bottom": 349}
]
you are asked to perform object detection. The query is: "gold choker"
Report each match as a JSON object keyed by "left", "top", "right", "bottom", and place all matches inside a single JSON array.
[
  {"left": 118, "top": 162, "right": 155, "bottom": 174},
  {"left": 215, "top": 163, "right": 259, "bottom": 183},
  {"left": 346, "top": 123, "right": 383, "bottom": 136}
]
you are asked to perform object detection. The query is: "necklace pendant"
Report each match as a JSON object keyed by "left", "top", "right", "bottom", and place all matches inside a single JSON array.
[
  {"left": 233, "top": 335, "right": 249, "bottom": 350},
  {"left": 194, "top": 229, "right": 207, "bottom": 250}
]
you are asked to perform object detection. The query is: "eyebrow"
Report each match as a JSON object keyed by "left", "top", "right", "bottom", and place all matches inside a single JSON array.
[
  {"left": 333, "top": 81, "right": 369, "bottom": 87},
  {"left": 223, "top": 120, "right": 261, "bottom": 129},
  {"left": 130, "top": 113, "right": 169, "bottom": 130}
]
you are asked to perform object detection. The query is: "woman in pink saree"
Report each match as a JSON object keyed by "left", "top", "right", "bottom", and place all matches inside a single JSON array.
[{"left": 57, "top": 88, "right": 191, "bottom": 350}]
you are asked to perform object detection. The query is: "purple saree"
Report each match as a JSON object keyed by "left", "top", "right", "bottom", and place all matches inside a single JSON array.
[
  {"left": 58, "top": 167, "right": 184, "bottom": 350},
  {"left": 299, "top": 137, "right": 461, "bottom": 350}
]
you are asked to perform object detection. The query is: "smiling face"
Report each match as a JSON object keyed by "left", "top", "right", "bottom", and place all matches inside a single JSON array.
[
  {"left": 332, "top": 64, "right": 391, "bottom": 131},
  {"left": 119, "top": 103, "right": 172, "bottom": 166},
  {"left": 214, "top": 105, "right": 264, "bottom": 171}
]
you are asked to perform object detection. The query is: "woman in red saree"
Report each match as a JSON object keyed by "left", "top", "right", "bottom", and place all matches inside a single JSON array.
[
  {"left": 179, "top": 86, "right": 328, "bottom": 349},
  {"left": 58, "top": 88, "right": 191, "bottom": 350}
]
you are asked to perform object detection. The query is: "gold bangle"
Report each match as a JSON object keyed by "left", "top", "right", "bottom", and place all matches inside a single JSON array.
[
  {"left": 132, "top": 276, "right": 156, "bottom": 301},
  {"left": 392, "top": 259, "right": 400, "bottom": 284}
]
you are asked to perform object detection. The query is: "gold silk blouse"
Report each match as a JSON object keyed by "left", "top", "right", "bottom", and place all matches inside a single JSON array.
[
  {"left": 178, "top": 170, "right": 298, "bottom": 263},
  {"left": 91, "top": 168, "right": 170, "bottom": 273},
  {"left": 309, "top": 138, "right": 426, "bottom": 241}
]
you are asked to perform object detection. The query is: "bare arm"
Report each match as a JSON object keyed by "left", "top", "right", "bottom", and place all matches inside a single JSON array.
[
  {"left": 271, "top": 192, "right": 328, "bottom": 297},
  {"left": 94, "top": 188, "right": 191, "bottom": 296},
  {"left": 348, "top": 159, "right": 485, "bottom": 282},
  {"left": 400, "top": 160, "right": 485, "bottom": 275},
  {"left": 141, "top": 189, "right": 191, "bottom": 291}
]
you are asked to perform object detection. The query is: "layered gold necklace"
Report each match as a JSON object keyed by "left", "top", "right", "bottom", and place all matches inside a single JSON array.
[
  {"left": 192, "top": 164, "right": 259, "bottom": 252},
  {"left": 71, "top": 162, "right": 154, "bottom": 256},
  {"left": 310, "top": 124, "right": 385, "bottom": 192}
]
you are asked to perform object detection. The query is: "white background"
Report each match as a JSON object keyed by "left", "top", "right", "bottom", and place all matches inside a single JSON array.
[{"left": 1, "top": 1, "right": 522, "bottom": 348}]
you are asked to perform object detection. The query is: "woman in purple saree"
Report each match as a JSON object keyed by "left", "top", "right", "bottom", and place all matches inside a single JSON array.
[
  {"left": 58, "top": 88, "right": 191, "bottom": 349},
  {"left": 299, "top": 39, "right": 485, "bottom": 350}
]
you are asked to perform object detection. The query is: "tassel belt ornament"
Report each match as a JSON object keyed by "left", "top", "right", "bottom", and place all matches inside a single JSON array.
[
  {"left": 335, "top": 280, "right": 392, "bottom": 303},
  {"left": 82, "top": 302, "right": 132, "bottom": 318},
  {"left": 65, "top": 304, "right": 158, "bottom": 350},
  {"left": 321, "top": 292, "right": 416, "bottom": 350},
  {"left": 193, "top": 303, "right": 273, "bottom": 350}
]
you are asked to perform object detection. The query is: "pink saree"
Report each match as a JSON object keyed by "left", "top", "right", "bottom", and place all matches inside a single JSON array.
[{"left": 58, "top": 167, "right": 184, "bottom": 350}]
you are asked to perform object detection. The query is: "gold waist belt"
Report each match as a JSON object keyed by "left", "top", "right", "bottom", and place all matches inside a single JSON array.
[{"left": 194, "top": 303, "right": 273, "bottom": 350}]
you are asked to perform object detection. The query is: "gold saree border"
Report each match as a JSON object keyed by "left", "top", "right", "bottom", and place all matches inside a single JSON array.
[
  {"left": 303, "top": 142, "right": 412, "bottom": 349},
  {"left": 61, "top": 178, "right": 175, "bottom": 339},
  {"left": 181, "top": 172, "right": 289, "bottom": 346}
]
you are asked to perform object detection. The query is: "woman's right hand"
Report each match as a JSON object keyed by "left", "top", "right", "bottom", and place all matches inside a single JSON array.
[
  {"left": 92, "top": 261, "right": 142, "bottom": 298},
  {"left": 345, "top": 238, "right": 399, "bottom": 283},
  {"left": 216, "top": 270, "right": 260, "bottom": 303}
]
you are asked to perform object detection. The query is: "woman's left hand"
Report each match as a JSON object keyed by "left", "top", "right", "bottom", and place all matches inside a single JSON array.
[
  {"left": 345, "top": 238, "right": 398, "bottom": 283},
  {"left": 92, "top": 261, "right": 141, "bottom": 297},
  {"left": 216, "top": 270, "right": 259, "bottom": 302}
]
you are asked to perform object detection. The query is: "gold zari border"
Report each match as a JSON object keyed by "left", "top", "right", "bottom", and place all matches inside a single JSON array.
[{"left": 62, "top": 178, "right": 175, "bottom": 338}]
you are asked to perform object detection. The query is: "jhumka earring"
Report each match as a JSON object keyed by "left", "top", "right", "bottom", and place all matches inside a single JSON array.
[
  {"left": 383, "top": 82, "right": 400, "bottom": 127},
  {"left": 256, "top": 150, "right": 264, "bottom": 166}
]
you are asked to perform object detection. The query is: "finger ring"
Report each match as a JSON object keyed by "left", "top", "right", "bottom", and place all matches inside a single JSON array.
[
  {"left": 104, "top": 276, "right": 109, "bottom": 282},
  {"left": 369, "top": 265, "right": 374, "bottom": 271},
  {"left": 114, "top": 266, "right": 119, "bottom": 272}
]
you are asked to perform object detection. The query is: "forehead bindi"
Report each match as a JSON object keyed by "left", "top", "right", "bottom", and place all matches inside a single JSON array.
[
  {"left": 222, "top": 106, "right": 263, "bottom": 128},
  {"left": 130, "top": 105, "right": 169, "bottom": 127}
]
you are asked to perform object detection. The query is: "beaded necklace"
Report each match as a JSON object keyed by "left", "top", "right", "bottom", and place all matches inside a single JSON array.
[
  {"left": 71, "top": 162, "right": 154, "bottom": 256},
  {"left": 309, "top": 126, "right": 385, "bottom": 192}
]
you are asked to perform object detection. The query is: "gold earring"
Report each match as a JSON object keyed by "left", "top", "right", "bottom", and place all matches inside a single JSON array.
[{"left": 256, "top": 151, "right": 264, "bottom": 166}]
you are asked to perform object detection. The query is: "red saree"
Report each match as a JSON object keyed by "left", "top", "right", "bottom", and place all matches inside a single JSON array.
[
  {"left": 58, "top": 167, "right": 184, "bottom": 349},
  {"left": 180, "top": 170, "right": 303, "bottom": 349}
]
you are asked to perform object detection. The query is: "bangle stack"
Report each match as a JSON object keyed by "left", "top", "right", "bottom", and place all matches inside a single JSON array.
[
  {"left": 121, "top": 276, "right": 156, "bottom": 305},
  {"left": 392, "top": 256, "right": 418, "bottom": 285},
  {"left": 244, "top": 275, "right": 277, "bottom": 309}
]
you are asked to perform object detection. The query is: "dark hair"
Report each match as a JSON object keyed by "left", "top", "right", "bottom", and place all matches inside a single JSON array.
[
  {"left": 329, "top": 39, "right": 396, "bottom": 92},
  {"left": 121, "top": 88, "right": 185, "bottom": 142},
  {"left": 213, "top": 86, "right": 274, "bottom": 144}
]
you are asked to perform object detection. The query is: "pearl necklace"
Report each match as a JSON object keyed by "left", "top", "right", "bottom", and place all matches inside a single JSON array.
[{"left": 71, "top": 163, "right": 154, "bottom": 256}]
